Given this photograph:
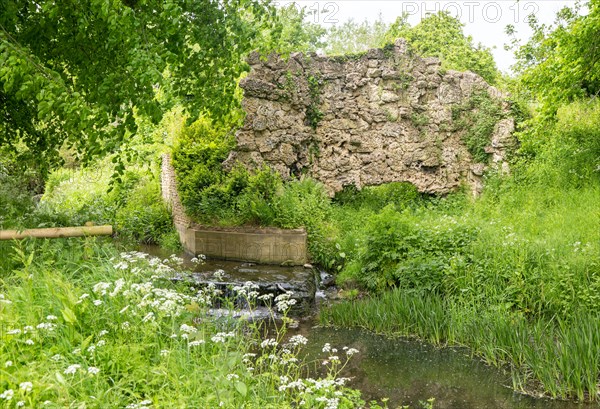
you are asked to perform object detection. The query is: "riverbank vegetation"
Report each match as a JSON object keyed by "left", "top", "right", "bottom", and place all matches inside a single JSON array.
[
  {"left": 2, "top": 0, "right": 599, "bottom": 405},
  {"left": 0, "top": 238, "right": 377, "bottom": 408}
]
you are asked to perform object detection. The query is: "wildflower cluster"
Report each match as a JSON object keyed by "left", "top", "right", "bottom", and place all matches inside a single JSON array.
[
  {"left": 252, "top": 337, "right": 362, "bottom": 409},
  {"left": 1, "top": 247, "right": 372, "bottom": 408},
  {"left": 275, "top": 291, "right": 297, "bottom": 312}
]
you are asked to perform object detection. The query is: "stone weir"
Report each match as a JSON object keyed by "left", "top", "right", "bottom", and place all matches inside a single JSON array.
[
  {"left": 181, "top": 259, "right": 318, "bottom": 316},
  {"left": 225, "top": 39, "right": 516, "bottom": 196}
]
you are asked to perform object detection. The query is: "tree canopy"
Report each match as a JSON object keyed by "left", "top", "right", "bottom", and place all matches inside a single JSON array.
[
  {"left": 0, "top": 0, "right": 276, "bottom": 168},
  {"left": 384, "top": 12, "right": 498, "bottom": 84},
  {"left": 509, "top": 0, "right": 600, "bottom": 115},
  {"left": 324, "top": 15, "right": 389, "bottom": 55}
]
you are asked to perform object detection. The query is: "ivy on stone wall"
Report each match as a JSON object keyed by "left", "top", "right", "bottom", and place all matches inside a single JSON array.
[
  {"left": 306, "top": 74, "right": 324, "bottom": 129},
  {"left": 451, "top": 90, "right": 505, "bottom": 163}
]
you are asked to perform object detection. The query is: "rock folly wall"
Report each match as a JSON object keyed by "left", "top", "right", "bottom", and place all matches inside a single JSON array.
[{"left": 225, "top": 39, "right": 515, "bottom": 195}]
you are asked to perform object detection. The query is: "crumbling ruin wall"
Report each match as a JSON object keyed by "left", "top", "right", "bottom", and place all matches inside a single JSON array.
[{"left": 225, "top": 39, "right": 515, "bottom": 195}]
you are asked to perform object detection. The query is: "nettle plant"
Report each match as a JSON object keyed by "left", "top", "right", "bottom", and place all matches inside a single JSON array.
[{"left": 0, "top": 246, "right": 385, "bottom": 409}]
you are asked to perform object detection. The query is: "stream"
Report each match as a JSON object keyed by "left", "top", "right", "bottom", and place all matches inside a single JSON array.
[
  {"left": 139, "top": 245, "right": 595, "bottom": 409},
  {"left": 293, "top": 326, "right": 593, "bottom": 409}
]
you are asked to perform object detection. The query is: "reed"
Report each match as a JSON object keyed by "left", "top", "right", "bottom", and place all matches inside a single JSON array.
[{"left": 321, "top": 290, "right": 600, "bottom": 401}]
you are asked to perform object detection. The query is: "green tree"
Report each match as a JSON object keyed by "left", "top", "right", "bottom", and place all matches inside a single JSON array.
[
  {"left": 508, "top": 1, "right": 600, "bottom": 115},
  {"left": 385, "top": 12, "right": 498, "bottom": 83},
  {"left": 268, "top": 4, "right": 327, "bottom": 55},
  {"left": 0, "top": 0, "right": 275, "bottom": 169},
  {"left": 325, "top": 15, "right": 389, "bottom": 55},
  {"left": 506, "top": 1, "right": 599, "bottom": 180}
]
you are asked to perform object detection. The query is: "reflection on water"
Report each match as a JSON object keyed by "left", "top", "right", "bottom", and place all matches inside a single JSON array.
[{"left": 296, "top": 327, "right": 595, "bottom": 409}]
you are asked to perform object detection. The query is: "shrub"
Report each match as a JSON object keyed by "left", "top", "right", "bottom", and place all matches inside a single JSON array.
[
  {"left": 40, "top": 162, "right": 176, "bottom": 246},
  {"left": 344, "top": 205, "right": 478, "bottom": 292},
  {"left": 235, "top": 167, "right": 282, "bottom": 225},
  {"left": 518, "top": 99, "right": 600, "bottom": 188},
  {"left": 333, "top": 182, "right": 421, "bottom": 211},
  {"left": 171, "top": 117, "right": 286, "bottom": 226},
  {"left": 114, "top": 177, "right": 174, "bottom": 245},
  {"left": 171, "top": 116, "right": 235, "bottom": 221},
  {"left": 0, "top": 167, "right": 36, "bottom": 228},
  {"left": 272, "top": 179, "right": 338, "bottom": 268}
]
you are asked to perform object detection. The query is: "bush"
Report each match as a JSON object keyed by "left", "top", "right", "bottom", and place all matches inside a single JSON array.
[
  {"left": 333, "top": 182, "right": 420, "bottom": 212},
  {"left": 172, "top": 117, "right": 286, "bottom": 226},
  {"left": 0, "top": 171, "right": 36, "bottom": 228},
  {"left": 114, "top": 177, "right": 174, "bottom": 245},
  {"left": 40, "top": 162, "right": 176, "bottom": 246},
  {"left": 272, "top": 179, "right": 339, "bottom": 268},
  {"left": 171, "top": 116, "right": 235, "bottom": 221},
  {"left": 0, "top": 151, "right": 68, "bottom": 229},
  {"left": 235, "top": 167, "right": 282, "bottom": 225},
  {"left": 518, "top": 99, "right": 600, "bottom": 188},
  {"left": 342, "top": 205, "right": 478, "bottom": 292}
]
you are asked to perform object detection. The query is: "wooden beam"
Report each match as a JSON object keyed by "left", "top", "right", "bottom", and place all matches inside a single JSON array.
[{"left": 0, "top": 225, "right": 113, "bottom": 240}]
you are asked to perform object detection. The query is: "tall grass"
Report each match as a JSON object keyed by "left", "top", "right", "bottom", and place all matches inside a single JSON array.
[
  {"left": 0, "top": 239, "right": 382, "bottom": 408},
  {"left": 39, "top": 163, "right": 178, "bottom": 249},
  {"left": 320, "top": 290, "right": 600, "bottom": 401}
]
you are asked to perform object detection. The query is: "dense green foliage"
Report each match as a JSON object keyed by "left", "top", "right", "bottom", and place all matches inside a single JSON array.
[
  {"left": 518, "top": 99, "right": 600, "bottom": 187},
  {"left": 509, "top": 0, "right": 600, "bottom": 115},
  {"left": 43, "top": 164, "right": 177, "bottom": 247},
  {"left": 171, "top": 116, "right": 280, "bottom": 225},
  {"left": 0, "top": 0, "right": 280, "bottom": 168},
  {"left": 451, "top": 90, "right": 508, "bottom": 162},
  {"left": 337, "top": 180, "right": 600, "bottom": 318},
  {"left": 385, "top": 12, "right": 498, "bottom": 83},
  {"left": 0, "top": 152, "right": 178, "bottom": 249},
  {"left": 0, "top": 239, "right": 378, "bottom": 408},
  {"left": 325, "top": 16, "right": 389, "bottom": 55},
  {"left": 271, "top": 4, "right": 327, "bottom": 55}
]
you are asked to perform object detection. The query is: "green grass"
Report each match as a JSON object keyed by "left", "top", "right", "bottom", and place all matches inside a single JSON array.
[
  {"left": 0, "top": 239, "right": 379, "bottom": 408},
  {"left": 320, "top": 290, "right": 600, "bottom": 401}
]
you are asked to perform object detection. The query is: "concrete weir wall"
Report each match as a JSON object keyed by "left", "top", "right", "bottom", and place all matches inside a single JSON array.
[{"left": 161, "top": 154, "right": 308, "bottom": 265}]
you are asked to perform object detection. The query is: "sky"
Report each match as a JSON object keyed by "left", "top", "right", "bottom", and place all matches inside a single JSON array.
[{"left": 275, "top": 1, "right": 581, "bottom": 73}]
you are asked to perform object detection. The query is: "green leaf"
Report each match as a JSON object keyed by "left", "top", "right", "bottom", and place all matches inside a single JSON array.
[
  {"left": 235, "top": 381, "right": 248, "bottom": 397},
  {"left": 55, "top": 371, "right": 66, "bottom": 385},
  {"left": 80, "top": 334, "right": 94, "bottom": 352},
  {"left": 61, "top": 307, "right": 77, "bottom": 324}
]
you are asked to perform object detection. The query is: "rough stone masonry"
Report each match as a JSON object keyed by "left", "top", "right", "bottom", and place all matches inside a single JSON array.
[{"left": 225, "top": 39, "right": 516, "bottom": 195}]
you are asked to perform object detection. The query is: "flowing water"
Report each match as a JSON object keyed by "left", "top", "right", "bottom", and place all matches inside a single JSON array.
[{"left": 139, "top": 245, "right": 596, "bottom": 409}]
